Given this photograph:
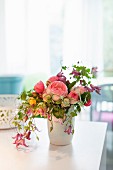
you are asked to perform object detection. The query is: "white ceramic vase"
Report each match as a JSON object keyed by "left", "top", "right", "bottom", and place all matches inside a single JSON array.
[{"left": 47, "top": 116, "right": 75, "bottom": 146}]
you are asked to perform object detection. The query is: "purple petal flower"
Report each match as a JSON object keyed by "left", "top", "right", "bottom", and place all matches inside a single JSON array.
[
  {"left": 85, "top": 86, "right": 93, "bottom": 92},
  {"left": 58, "top": 76, "right": 66, "bottom": 83},
  {"left": 64, "top": 125, "right": 73, "bottom": 135},
  {"left": 71, "top": 69, "right": 81, "bottom": 76},
  {"left": 90, "top": 84, "right": 101, "bottom": 94},
  {"left": 91, "top": 67, "right": 98, "bottom": 74},
  {"left": 13, "top": 133, "right": 28, "bottom": 148},
  {"left": 57, "top": 71, "right": 66, "bottom": 83},
  {"left": 57, "top": 71, "right": 63, "bottom": 77}
]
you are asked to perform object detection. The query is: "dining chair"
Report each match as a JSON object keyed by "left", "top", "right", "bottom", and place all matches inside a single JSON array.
[
  {"left": 90, "top": 83, "right": 113, "bottom": 130},
  {"left": 0, "top": 76, "right": 24, "bottom": 94}
]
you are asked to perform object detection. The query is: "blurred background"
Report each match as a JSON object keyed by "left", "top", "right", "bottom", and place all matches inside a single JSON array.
[
  {"left": 0, "top": 0, "right": 109, "bottom": 93},
  {"left": 0, "top": 0, "right": 113, "bottom": 169}
]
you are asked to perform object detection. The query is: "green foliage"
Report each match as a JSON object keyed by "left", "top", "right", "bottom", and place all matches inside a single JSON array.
[
  {"left": 81, "top": 92, "right": 91, "bottom": 103},
  {"left": 21, "top": 91, "right": 27, "bottom": 100},
  {"left": 70, "top": 111, "right": 77, "bottom": 117}
]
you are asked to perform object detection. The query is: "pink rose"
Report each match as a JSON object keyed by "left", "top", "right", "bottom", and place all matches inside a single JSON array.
[
  {"left": 47, "top": 81, "right": 68, "bottom": 97},
  {"left": 74, "top": 86, "right": 86, "bottom": 95},
  {"left": 48, "top": 76, "right": 59, "bottom": 82},
  {"left": 68, "top": 90, "right": 79, "bottom": 104},
  {"left": 34, "top": 81, "right": 45, "bottom": 93},
  {"left": 46, "top": 76, "right": 59, "bottom": 86}
]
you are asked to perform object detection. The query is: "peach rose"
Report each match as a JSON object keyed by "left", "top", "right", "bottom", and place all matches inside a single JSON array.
[
  {"left": 74, "top": 86, "right": 86, "bottom": 95},
  {"left": 47, "top": 81, "right": 68, "bottom": 97},
  {"left": 61, "top": 98, "right": 70, "bottom": 107},
  {"left": 52, "top": 94, "right": 61, "bottom": 101},
  {"left": 43, "top": 93, "right": 51, "bottom": 102},
  {"left": 34, "top": 81, "right": 45, "bottom": 93},
  {"left": 68, "top": 90, "right": 79, "bottom": 104}
]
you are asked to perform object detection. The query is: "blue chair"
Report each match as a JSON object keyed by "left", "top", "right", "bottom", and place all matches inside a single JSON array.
[
  {"left": 0, "top": 76, "right": 24, "bottom": 94},
  {"left": 90, "top": 83, "right": 113, "bottom": 130}
]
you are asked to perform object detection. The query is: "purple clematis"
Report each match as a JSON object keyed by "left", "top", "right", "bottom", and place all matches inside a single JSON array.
[{"left": 64, "top": 125, "right": 73, "bottom": 135}]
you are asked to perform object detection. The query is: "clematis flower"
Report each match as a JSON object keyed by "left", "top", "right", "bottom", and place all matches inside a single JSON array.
[
  {"left": 64, "top": 125, "right": 73, "bottom": 135},
  {"left": 34, "top": 81, "right": 45, "bottom": 93},
  {"left": 14, "top": 139, "right": 28, "bottom": 148},
  {"left": 34, "top": 108, "right": 47, "bottom": 118},
  {"left": 12, "top": 133, "right": 23, "bottom": 140},
  {"left": 91, "top": 67, "right": 98, "bottom": 76},
  {"left": 71, "top": 69, "right": 81, "bottom": 76},
  {"left": 24, "top": 131, "right": 31, "bottom": 140},
  {"left": 57, "top": 71, "right": 66, "bottom": 83},
  {"left": 90, "top": 84, "right": 101, "bottom": 94},
  {"left": 13, "top": 133, "right": 28, "bottom": 148},
  {"left": 85, "top": 86, "right": 93, "bottom": 92},
  {"left": 57, "top": 71, "right": 63, "bottom": 77},
  {"left": 26, "top": 108, "right": 33, "bottom": 116},
  {"left": 23, "top": 115, "right": 28, "bottom": 122}
]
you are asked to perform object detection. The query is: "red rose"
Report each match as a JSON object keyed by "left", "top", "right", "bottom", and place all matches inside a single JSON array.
[
  {"left": 84, "top": 99, "right": 92, "bottom": 106},
  {"left": 34, "top": 81, "right": 45, "bottom": 93}
]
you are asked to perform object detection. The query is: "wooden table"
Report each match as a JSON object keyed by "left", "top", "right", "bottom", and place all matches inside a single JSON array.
[{"left": 0, "top": 119, "right": 107, "bottom": 170}]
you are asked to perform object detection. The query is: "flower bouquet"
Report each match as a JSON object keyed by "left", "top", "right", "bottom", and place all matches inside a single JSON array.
[{"left": 12, "top": 62, "right": 100, "bottom": 148}]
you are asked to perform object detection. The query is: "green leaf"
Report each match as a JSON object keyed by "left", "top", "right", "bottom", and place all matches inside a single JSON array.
[
  {"left": 86, "top": 68, "right": 90, "bottom": 73},
  {"left": 50, "top": 126, "right": 53, "bottom": 132},
  {"left": 72, "top": 129, "right": 74, "bottom": 135},
  {"left": 53, "top": 108, "right": 65, "bottom": 119},
  {"left": 24, "top": 126, "right": 29, "bottom": 131},
  {"left": 81, "top": 92, "right": 91, "bottom": 103},
  {"left": 62, "top": 66, "right": 67, "bottom": 70},
  {"left": 28, "top": 121, "right": 32, "bottom": 127},
  {"left": 70, "top": 111, "right": 77, "bottom": 117},
  {"left": 68, "top": 81, "right": 76, "bottom": 90},
  {"left": 18, "top": 124, "right": 22, "bottom": 131},
  {"left": 36, "top": 136, "right": 39, "bottom": 140},
  {"left": 1, "top": 114, "right": 4, "bottom": 117},
  {"left": 76, "top": 105, "right": 81, "bottom": 112},
  {"left": 34, "top": 115, "right": 42, "bottom": 118},
  {"left": 21, "top": 91, "right": 27, "bottom": 100},
  {"left": 18, "top": 111, "right": 24, "bottom": 120}
]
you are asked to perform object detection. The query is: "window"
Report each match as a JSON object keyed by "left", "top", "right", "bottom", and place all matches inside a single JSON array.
[{"left": 103, "top": 0, "right": 113, "bottom": 77}]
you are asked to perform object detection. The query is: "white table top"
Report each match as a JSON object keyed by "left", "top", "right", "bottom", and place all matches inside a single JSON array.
[{"left": 0, "top": 119, "right": 107, "bottom": 170}]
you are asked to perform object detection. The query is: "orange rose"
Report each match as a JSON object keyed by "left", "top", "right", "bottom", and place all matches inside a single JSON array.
[{"left": 29, "top": 97, "right": 36, "bottom": 106}]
